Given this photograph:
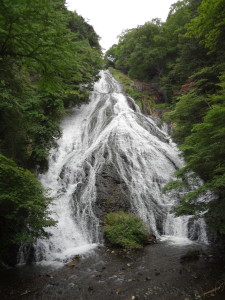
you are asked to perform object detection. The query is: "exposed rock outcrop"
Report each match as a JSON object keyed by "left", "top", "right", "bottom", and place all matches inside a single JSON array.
[{"left": 95, "top": 162, "right": 131, "bottom": 219}]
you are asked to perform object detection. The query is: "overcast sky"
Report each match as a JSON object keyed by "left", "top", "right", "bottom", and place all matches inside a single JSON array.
[{"left": 66, "top": 0, "right": 175, "bottom": 51}]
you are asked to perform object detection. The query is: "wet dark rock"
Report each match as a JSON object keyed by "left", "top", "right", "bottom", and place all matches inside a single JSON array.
[
  {"left": 59, "top": 167, "right": 65, "bottom": 179},
  {"left": 187, "top": 217, "right": 201, "bottom": 241},
  {"left": 155, "top": 212, "right": 165, "bottom": 234},
  {"left": 180, "top": 249, "right": 200, "bottom": 263},
  {"left": 126, "top": 96, "right": 138, "bottom": 112},
  {"left": 135, "top": 113, "right": 169, "bottom": 143},
  {"left": 1, "top": 244, "right": 19, "bottom": 267},
  {"left": 88, "top": 286, "right": 94, "bottom": 292},
  {"left": 19, "top": 243, "right": 36, "bottom": 264},
  {"left": 144, "top": 235, "right": 157, "bottom": 245},
  {"left": 95, "top": 162, "right": 132, "bottom": 219},
  {"left": 145, "top": 277, "right": 151, "bottom": 281}
]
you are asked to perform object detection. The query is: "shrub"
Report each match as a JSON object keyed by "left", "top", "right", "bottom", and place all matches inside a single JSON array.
[{"left": 103, "top": 211, "right": 149, "bottom": 249}]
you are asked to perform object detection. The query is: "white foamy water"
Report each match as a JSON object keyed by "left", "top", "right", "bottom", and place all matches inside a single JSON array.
[{"left": 160, "top": 236, "right": 194, "bottom": 246}]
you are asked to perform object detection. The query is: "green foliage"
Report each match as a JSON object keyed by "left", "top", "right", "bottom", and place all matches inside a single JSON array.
[
  {"left": 181, "top": 105, "right": 225, "bottom": 182},
  {"left": 162, "top": 180, "right": 187, "bottom": 192},
  {"left": 187, "top": 0, "right": 225, "bottom": 54},
  {"left": 109, "top": 20, "right": 164, "bottom": 81},
  {"left": 0, "top": 0, "right": 102, "bottom": 168},
  {"left": 109, "top": 67, "right": 142, "bottom": 102},
  {"left": 169, "top": 75, "right": 225, "bottom": 233},
  {"left": 67, "top": 12, "right": 101, "bottom": 50},
  {"left": 103, "top": 212, "right": 149, "bottom": 249},
  {"left": 166, "top": 89, "right": 211, "bottom": 143},
  {"left": 0, "top": 154, "right": 56, "bottom": 262}
]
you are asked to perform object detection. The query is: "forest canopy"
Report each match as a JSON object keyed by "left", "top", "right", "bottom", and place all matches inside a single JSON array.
[{"left": 0, "top": 0, "right": 102, "bottom": 169}]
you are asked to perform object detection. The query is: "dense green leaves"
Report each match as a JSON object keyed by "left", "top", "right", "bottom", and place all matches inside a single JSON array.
[
  {"left": 0, "top": 154, "right": 56, "bottom": 263},
  {"left": 106, "top": 21, "right": 164, "bottom": 81},
  {"left": 187, "top": 0, "right": 225, "bottom": 53},
  {"left": 166, "top": 89, "right": 210, "bottom": 143},
  {"left": 104, "top": 212, "right": 149, "bottom": 249},
  {"left": 167, "top": 75, "right": 225, "bottom": 233},
  {"left": 0, "top": 0, "right": 102, "bottom": 168}
]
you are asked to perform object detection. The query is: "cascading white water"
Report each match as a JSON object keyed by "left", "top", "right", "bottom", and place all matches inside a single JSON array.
[{"left": 30, "top": 70, "right": 208, "bottom": 264}]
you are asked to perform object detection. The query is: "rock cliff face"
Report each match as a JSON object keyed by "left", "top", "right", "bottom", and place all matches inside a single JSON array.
[{"left": 95, "top": 161, "right": 131, "bottom": 219}]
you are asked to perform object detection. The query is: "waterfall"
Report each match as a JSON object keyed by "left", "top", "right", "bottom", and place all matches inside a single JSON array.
[{"left": 27, "top": 70, "right": 208, "bottom": 264}]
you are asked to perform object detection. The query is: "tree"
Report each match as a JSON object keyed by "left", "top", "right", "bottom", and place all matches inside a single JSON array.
[
  {"left": 0, "top": 154, "right": 56, "bottom": 264},
  {"left": 166, "top": 88, "right": 211, "bottom": 143},
  {"left": 187, "top": 0, "right": 225, "bottom": 54},
  {"left": 0, "top": 0, "right": 102, "bottom": 168},
  {"left": 167, "top": 74, "right": 225, "bottom": 234},
  {"left": 110, "top": 20, "right": 165, "bottom": 81}
]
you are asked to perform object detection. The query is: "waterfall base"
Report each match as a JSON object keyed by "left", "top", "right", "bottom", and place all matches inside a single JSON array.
[{"left": 2, "top": 240, "right": 225, "bottom": 300}]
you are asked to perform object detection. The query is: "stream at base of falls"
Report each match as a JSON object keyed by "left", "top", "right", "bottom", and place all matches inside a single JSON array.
[
  {"left": 1, "top": 239, "right": 225, "bottom": 300},
  {"left": 1, "top": 70, "right": 224, "bottom": 299}
]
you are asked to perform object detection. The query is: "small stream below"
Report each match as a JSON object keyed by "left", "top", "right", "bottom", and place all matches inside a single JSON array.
[{"left": 1, "top": 237, "right": 225, "bottom": 300}]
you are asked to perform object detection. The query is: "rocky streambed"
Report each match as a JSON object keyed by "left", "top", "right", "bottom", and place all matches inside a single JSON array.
[{"left": 1, "top": 238, "right": 225, "bottom": 300}]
